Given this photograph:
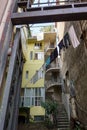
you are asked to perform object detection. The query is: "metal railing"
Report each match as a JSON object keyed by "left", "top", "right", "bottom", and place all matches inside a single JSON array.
[
  {"left": 46, "top": 78, "right": 62, "bottom": 89},
  {"left": 30, "top": 0, "right": 80, "bottom": 6},
  {"left": 17, "top": 0, "right": 87, "bottom": 9},
  {"left": 46, "top": 62, "right": 60, "bottom": 72},
  {"left": 29, "top": 0, "right": 87, "bottom": 7}
]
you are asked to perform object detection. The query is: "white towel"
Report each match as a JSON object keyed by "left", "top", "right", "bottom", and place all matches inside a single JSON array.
[{"left": 68, "top": 26, "right": 80, "bottom": 48}]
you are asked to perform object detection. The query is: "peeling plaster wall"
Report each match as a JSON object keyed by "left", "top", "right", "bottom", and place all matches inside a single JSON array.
[{"left": 57, "top": 20, "right": 87, "bottom": 126}]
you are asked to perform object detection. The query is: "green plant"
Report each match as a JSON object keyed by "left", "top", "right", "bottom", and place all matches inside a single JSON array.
[
  {"left": 41, "top": 100, "right": 58, "bottom": 129},
  {"left": 41, "top": 100, "right": 58, "bottom": 115},
  {"left": 44, "top": 116, "right": 53, "bottom": 128}
]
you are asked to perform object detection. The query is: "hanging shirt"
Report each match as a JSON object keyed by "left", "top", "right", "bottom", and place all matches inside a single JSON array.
[
  {"left": 58, "top": 39, "right": 64, "bottom": 55},
  {"left": 45, "top": 56, "right": 50, "bottom": 68},
  {"left": 63, "top": 32, "right": 71, "bottom": 48},
  {"left": 50, "top": 51, "right": 54, "bottom": 63},
  {"left": 50, "top": 47, "right": 58, "bottom": 63},
  {"left": 58, "top": 39, "right": 64, "bottom": 50},
  {"left": 68, "top": 26, "right": 80, "bottom": 48},
  {"left": 54, "top": 47, "right": 58, "bottom": 59}
]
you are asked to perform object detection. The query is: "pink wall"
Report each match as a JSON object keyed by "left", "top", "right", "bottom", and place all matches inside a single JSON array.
[
  {"left": 0, "top": 0, "right": 13, "bottom": 56},
  {"left": 0, "top": 0, "right": 9, "bottom": 24}
]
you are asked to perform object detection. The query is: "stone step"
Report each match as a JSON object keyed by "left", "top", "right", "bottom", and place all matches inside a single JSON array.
[
  {"left": 57, "top": 114, "right": 67, "bottom": 117},
  {"left": 57, "top": 124, "right": 70, "bottom": 128},
  {"left": 57, "top": 128, "right": 70, "bottom": 130},
  {"left": 57, "top": 119, "right": 69, "bottom": 122},
  {"left": 57, "top": 116, "right": 68, "bottom": 119},
  {"left": 57, "top": 122, "right": 69, "bottom": 125},
  {"left": 56, "top": 104, "right": 70, "bottom": 130},
  {"left": 58, "top": 112, "right": 67, "bottom": 114}
]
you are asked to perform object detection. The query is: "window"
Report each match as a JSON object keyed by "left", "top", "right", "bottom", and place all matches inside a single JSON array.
[
  {"left": 23, "top": 88, "right": 45, "bottom": 107},
  {"left": 34, "top": 42, "right": 42, "bottom": 49},
  {"left": 34, "top": 52, "right": 44, "bottom": 60},
  {"left": 30, "top": 51, "right": 33, "bottom": 60},
  {"left": 34, "top": 116, "right": 44, "bottom": 121},
  {"left": 34, "top": 53, "right": 38, "bottom": 60},
  {"left": 35, "top": 88, "right": 41, "bottom": 96},
  {"left": 26, "top": 71, "right": 29, "bottom": 79}
]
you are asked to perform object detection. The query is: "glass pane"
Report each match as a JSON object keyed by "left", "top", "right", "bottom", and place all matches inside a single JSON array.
[
  {"left": 30, "top": 51, "right": 33, "bottom": 60},
  {"left": 24, "top": 97, "right": 30, "bottom": 107}
]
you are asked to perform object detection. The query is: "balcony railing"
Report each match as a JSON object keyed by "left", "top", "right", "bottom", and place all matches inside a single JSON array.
[
  {"left": 45, "top": 44, "right": 55, "bottom": 54},
  {"left": 46, "top": 78, "right": 62, "bottom": 89},
  {"left": 18, "top": 0, "right": 87, "bottom": 9},
  {"left": 19, "top": 96, "right": 44, "bottom": 107},
  {"left": 46, "top": 62, "right": 60, "bottom": 73}
]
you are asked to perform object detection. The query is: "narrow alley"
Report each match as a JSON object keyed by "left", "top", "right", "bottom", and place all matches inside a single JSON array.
[{"left": 0, "top": 0, "right": 87, "bottom": 130}]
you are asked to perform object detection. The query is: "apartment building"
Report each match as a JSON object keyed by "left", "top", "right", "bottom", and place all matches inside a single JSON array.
[{"left": 19, "top": 30, "right": 45, "bottom": 122}]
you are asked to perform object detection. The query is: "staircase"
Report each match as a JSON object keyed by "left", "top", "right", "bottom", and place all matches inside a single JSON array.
[{"left": 56, "top": 104, "right": 70, "bottom": 130}]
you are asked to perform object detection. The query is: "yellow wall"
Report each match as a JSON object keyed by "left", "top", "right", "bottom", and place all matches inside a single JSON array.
[
  {"left": 30, "top": 106, "right": 45, "bottom": 118},
  {"left": 22, "top": 61, "right": 44, "bottom": 88},
  {"left": 21, "top": 37, "right": 45, "bottom": 117},
  {"left": 22, "top": 38, "right": 44, "bottom": 88}
]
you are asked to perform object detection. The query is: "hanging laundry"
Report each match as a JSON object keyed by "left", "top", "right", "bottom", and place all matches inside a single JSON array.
[
  {"left": 45, "top": 56, "right": 50, "bottom": 68},
  {"left": 50, "top": 47, "right": 58, "bottom": 63},
  {"left": 50, "top": 51, "right": 54, "bottom": 63},
  {"left": 58, "top": 39, "right": 64, "bottom": 55},
  {"left": 68, "top": 26, "right": 80, "bottom": 48},
  {"left": 54, "top": 47, "right": 58, "bottom": 59},
  {"left": 58, "top": 39, "right": 64, "bottom": 49},
  {"left": 63, "top": 32, "right": 71, "bottom": 48}
]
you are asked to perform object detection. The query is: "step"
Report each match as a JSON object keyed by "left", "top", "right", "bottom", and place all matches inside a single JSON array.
[
  {"left": 57, "top": 114, "right": 67, "bottom": 117},
  {"left": 58, "top": 112, "right": 67, "bottom": 115},
  {"left": 57, "top": 119, "right": 69, "bottom": 122},
  {"left": 57, "top": 122, "right": 70, "bottom": 125},
  {"left": 57, "top": 128, "right": 70, "bottom": 130},
  {"left": 57, "top": 124, "right": 70, "bottom": 128},
  {"left": 57, "top": 116, "right": 68, "bottom": 119}
]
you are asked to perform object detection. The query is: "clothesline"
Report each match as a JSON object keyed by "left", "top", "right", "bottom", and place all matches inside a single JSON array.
[{"left": 30, "top": 25, "right": 80, "bottom": 84}]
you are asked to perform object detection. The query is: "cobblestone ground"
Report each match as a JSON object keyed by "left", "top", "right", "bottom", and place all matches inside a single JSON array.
[{"left": 18, "top": 122, "right": 58, "bottom": 130}]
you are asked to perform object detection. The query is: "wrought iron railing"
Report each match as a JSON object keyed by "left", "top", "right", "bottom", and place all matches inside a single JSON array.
[
  {"left": 45, "top": 44, "right": 55, "bottom": 54},
  {"left": 46, "top": 78, "right": 62, "bottom": 89},
  {"left": 46, "top": 62, "right": 60, "bottom": 72}
]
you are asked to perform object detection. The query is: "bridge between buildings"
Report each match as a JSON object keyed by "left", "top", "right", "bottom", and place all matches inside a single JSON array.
[
  {"left": 11, "top": 0, "right": 87, "bottom": 25},
  {"left": 0, "top": 1, "right": 87, "bottom": 130}
]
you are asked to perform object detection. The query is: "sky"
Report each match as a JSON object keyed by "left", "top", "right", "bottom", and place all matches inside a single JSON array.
[
  {"left": 30, "top": 0, "right": 56, "bottom": 36},
  {"left": 30, "top": 23, "right": 55, "bottom": 36},
  {"left": 32, "top": 0, "right": 56, "bottom": 8}
]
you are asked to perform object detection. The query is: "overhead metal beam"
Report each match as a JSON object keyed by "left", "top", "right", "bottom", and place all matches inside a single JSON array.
[{"left": 11, "top": 2, "right": 87, "bottom": 25}]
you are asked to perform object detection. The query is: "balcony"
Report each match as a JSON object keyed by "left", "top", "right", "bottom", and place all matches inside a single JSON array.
[
  {"left": 45, "top": 62, "right": 60, "bottom": 74},
  {"left": 45, "top": 78, "right": 62, "bottom": 90},
  {"left": 12, "top": 0, "right": 87, "bottom": 25},
  {"left": 45, "top": 44, "right": 55, "bottom": 56}
]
